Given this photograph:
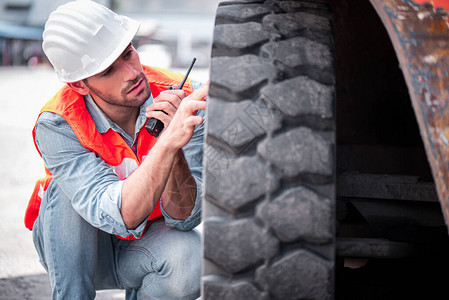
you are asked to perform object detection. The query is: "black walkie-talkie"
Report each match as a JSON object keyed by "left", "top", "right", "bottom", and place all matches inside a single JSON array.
[{"left": 147, "top": 58, "right": 197, "bottom": 137}]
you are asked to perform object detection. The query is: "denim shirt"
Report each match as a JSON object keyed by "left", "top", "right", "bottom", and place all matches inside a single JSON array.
[{"left": 34, "top": 81, "right": 205, "bottom": 239}]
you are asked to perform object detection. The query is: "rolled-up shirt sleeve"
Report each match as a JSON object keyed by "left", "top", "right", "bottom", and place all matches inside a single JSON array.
[{"left": 35, "top": 112, "right": 147, "bottom": 239}]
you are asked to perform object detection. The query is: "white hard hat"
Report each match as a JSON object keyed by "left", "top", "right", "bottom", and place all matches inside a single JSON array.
[{"left": 42, "top": 0, "right": 140, "bottom": 82}]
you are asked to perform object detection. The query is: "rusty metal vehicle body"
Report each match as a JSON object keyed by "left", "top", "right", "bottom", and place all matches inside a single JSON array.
[
  {"left": 202, "top": 0, "right": 449, "bottom": 298},
  {"left": 349, "top": 0, "right": 449, "bottom": 232},
  {"left": 333, "top": 0, "right": 449, "bottom": 296},
  {"left": 335, "top": 0, "right": 449, "bottom": 251}
]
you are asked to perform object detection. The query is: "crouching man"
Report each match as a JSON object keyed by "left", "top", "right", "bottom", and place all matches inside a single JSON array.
[{"left": 25, "top": 1, "right": 207, "bottom": 299}]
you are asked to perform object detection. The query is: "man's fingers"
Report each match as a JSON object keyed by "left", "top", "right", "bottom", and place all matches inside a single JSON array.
[
  {"left": 145, "top": 100, "right": 205, "bottom": 119},
  {"left": 156, "top": 90, "right": 186, "bottom": 101},
  {"left": 184, "top": 100, "right": 207, "bottom": 113},
  {"left": 186, "top": 81, "right": 209, "bottom": 101},
  {"left": 146, "top": 110, "right": 171, "bottom": 125},
  {"left": 152, "top": 91, "right": 184, "bottom": 109},
  {"left": 185, "top": 115, "right": 203, "bottom": 127},
  {"left": 147, "top": 102, "right": 177, "bottom": 117},
  {"left": 159, "top": 89, "right": 186, "bottom": 97},
  {"left": 145, "top": 83, "right": 207, "bottom": 124}
]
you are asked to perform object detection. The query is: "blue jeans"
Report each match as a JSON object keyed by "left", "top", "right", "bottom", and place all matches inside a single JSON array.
[{"left": 32, "top": 191, "right": 201, "bottom": 299}]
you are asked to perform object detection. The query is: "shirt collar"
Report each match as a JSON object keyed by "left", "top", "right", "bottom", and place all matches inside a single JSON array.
[{"left": 84, "top": 93, "right": 154, "bottom": 135}]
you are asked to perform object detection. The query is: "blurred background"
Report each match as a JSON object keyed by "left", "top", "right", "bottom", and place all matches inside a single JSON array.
[
  {"left": 0, "top": 0, "right": 219, "bottom": 69},
  {"left": 0, "top": 0, "right": 219, "bottom": 298}
]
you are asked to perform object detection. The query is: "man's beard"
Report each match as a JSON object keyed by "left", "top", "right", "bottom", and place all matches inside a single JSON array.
[{"left": 86, "top": 72, "right": 151, "bottom": 108}]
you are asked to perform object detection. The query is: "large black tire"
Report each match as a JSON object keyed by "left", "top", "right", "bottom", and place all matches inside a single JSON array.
[{"left": 202, "top": 1, "right": 336, "bottom": 299}]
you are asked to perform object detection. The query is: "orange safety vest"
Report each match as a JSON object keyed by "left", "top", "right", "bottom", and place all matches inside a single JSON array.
[{"left": 24, "top": 65, "right": 193, "bottom": 240}]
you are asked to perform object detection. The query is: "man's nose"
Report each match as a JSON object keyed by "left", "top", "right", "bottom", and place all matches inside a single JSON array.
[{"left": 121, "top": 61, "right": 139, "bottom": 81}]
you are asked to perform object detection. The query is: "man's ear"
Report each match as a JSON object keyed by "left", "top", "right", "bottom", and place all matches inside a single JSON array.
[{"left": 67, "top": 80, "right": 90, "bottom": 95}]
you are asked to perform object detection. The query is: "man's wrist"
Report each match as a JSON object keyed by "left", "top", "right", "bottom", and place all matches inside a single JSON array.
[{"left": 154, "top": 135, "right": 178, "bottom": 157}]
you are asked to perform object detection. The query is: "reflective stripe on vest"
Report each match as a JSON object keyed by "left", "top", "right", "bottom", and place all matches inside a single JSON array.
[{"left": 24, "top": 65, "right": 193, "bottom": 240}]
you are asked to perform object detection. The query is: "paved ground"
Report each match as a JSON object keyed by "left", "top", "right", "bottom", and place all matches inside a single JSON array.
[{"left": 0, "top": 65, "right": 207, "bottom": 299}]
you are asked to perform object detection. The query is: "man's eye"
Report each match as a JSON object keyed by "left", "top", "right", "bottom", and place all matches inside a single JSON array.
[
  {"left": 124, "top": 50, "right": 133, "bottom": 58},
  {"left": 102, "top": 68, "right": 112, "bottom": 76}
]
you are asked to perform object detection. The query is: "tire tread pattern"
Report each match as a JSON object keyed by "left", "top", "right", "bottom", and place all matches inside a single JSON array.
[{"left": 203, "top": 1, "right": 336, "bottom": 299}]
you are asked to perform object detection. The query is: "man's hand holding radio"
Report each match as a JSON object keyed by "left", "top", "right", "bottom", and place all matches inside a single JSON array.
[{"left": 145, "top": 82, "right": 208, "bottom": 150}]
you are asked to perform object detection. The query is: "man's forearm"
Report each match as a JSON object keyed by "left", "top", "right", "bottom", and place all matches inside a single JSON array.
[
  {"left": 121, "top": 140, "right": 177, "bottom": 229},
  {"left": 161, "top": 149, "right": 197, "bottom": 220}
]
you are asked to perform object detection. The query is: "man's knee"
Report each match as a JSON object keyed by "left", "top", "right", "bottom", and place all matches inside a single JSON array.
[
  {"left": 166, "top": 229, "right": 201, "bottom": 297},
  {"left": 166, "top": 230, "right": 201, "bottom": 291},
  {"left": 134, "top": 227, "right": 202, "bottom": 298}
]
